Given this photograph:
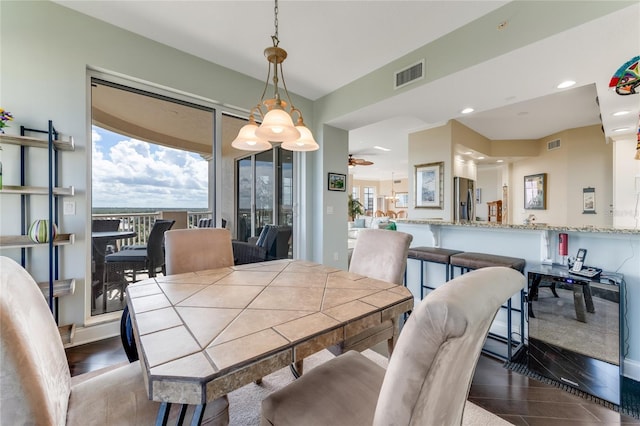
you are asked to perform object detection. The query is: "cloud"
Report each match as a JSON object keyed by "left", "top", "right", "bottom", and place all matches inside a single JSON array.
[{"left": 92, "top": 134, "right": 208, "bottom": 208}]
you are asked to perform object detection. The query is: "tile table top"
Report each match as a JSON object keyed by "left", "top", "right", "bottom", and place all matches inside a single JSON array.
[{"left": 127, "top": 259, "right": 414, "bottom": 405}]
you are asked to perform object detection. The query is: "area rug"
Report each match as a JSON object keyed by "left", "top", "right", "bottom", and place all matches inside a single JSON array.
[{"left": 227, "top": 349, "right": 512, "bottom": 425}]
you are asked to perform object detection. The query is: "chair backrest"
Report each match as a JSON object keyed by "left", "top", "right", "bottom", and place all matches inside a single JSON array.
[
  {"left": 146, "top": 219, "right": 175, "bottom": 268},
  {"left": 0, "top": 256, "right": 72, "bottom": 425},
  {"left": 374, "top": 266, "right": 525, "bottom": 426},
  {"left": 254, "top": 225, "right": 292, "bottom": 260},
  {"left": 198, "top": 217, "right": 214, "bottom": 228},
  {"left": 165, "top": 228, "right": 234, "bottom": 275},
  {"left": 349, "top": 229, "right": 412, "bottom": 285}
]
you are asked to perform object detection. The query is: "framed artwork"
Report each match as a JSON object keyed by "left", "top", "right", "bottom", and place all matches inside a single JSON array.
[
  {"left": 327, "top": 172, "right": 346, "bottom": 191},
  {"left": 415, "top": 162, "right": 444, "bottom": 209},
  {"left": 524, "top": 173, "right": 546, "bottom": 210},
  {"left": 395, "top": 192, "right": 408, "bottom": 208},
  {"left": 583, "top": 187, "right": 596, "bottom": 214}
]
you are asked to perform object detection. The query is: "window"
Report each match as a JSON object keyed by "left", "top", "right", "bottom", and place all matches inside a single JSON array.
[
  {"left": 364, "top": 187, "right": 375, "bottom": 212},
  {"left": 352, "top": 186, "right": 360, "bottom": 201}
]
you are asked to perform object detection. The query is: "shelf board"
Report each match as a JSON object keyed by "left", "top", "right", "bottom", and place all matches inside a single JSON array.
[
  {"left": 59, "top": 324, "right": 76, "bottom": 345},
  {"left": 0, "top": 185, "right": 75, "bottom": 196},
  {"left": 38, "top": 278, "right": 75, "bottom": 298},
  {"left": 0, "top": 133, "right": 75, "bottom": 151},
  {"left": 0, "top": 233, "right": 75, "bottom": 249}
]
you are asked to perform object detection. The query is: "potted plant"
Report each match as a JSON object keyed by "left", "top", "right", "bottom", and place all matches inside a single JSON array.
[{"left": 348, "top": 195, "right": 364, "bottom": 221}]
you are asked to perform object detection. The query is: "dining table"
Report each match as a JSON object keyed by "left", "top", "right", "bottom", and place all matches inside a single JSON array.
[{"left": 126, "top": 259, "right": 414, "bottom": 425}]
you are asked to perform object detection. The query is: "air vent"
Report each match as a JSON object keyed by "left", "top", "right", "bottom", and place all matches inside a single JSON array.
[
  {"left": 394, "top": 60, "right": 424, "bottom": 89},
  {"left": 547, "top": 139, "right": 561, "bottom": 151}
]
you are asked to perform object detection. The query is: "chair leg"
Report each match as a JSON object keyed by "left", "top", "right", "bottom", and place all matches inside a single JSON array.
[{"left": 387, "top": 317, "right": 400, "bottom": 356}]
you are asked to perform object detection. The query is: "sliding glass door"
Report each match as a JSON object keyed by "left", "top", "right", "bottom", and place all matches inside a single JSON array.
[{"left": 235, "top": 147, "right": 293, "bottom": 254}]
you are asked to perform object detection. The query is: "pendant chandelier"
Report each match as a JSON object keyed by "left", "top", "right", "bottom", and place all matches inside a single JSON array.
[{"left": 231, "top": 0, "right": 319, "bottom": 152}]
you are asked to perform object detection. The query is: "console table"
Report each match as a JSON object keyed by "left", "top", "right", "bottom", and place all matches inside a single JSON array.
[{"left": 527, "top": 263, "right": 623, "bottom": 405}]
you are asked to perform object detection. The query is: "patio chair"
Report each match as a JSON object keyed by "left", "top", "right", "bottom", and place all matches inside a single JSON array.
[
  {"left": 261, "top": 267, "right": 526, "bottom": 426},
  {"left": 0, "top": 256, "right": 229, "bottom": 426},
  {"left": 232, "top": 224, "right": 292, "bottom": 265},
  {"left": 91, "top": 219, "right": 121, "bottom": 310},
  {"left": 102, "top": 220, "right": 174, "bottom": 310}
]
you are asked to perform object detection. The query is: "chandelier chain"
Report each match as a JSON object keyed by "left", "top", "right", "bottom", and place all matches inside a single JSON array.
[{"left": 273, "top": 0, "right": 279, "bottom": 45}]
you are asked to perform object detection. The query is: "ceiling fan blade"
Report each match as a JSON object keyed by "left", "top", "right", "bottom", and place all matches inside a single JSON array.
[{"left": 348, "top": 154, "right": 373, "bottom": 166}]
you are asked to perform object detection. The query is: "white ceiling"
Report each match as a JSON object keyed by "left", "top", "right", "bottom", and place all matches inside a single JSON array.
[{"left": 56, "top": 1, "right": 640, "bottom": 180}]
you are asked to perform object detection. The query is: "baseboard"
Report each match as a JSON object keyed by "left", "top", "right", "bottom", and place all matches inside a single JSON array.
[
  {"left": 624, "top": 358, "right": 640, "bottom": 382},
  {"left": 65, "top": 320, "right": 120, "bottom": 348}
]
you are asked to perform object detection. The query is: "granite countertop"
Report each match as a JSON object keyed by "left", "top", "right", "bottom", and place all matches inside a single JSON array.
[{"left": 395, "top": 219, "right": 640, "bottom": 235}]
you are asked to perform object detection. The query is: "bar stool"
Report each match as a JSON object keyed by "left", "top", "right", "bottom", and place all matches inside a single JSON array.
[
  {"left": 449, "top": 252, "right": 526, "bottom": 277},
  {"left": 448, "top": 252, "right": 526, "bottom": 361},
  {"left": 407, "top": 247, "right": 464, "bottom": 299}
]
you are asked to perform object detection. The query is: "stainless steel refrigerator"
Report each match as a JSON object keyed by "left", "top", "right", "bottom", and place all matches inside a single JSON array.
[{"left": 454, "top": 177, "right": 475, "bottom": 222}]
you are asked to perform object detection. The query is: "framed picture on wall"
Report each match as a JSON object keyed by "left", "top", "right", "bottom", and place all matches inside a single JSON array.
[
  {"left": 415, "top": 162, "right": 444, "bottom": 209},
  {"left": 524, "top": 173, "right": 546, "bottom": 210},
  {"left": 327, "top": 172, "right": 346, "bottom": 191},
  {"left": 583, "top": 187, "right": 596, "bottom": 214}
]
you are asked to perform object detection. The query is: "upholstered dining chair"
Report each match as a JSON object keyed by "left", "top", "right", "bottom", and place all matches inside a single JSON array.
[
  {"left": 164, "top": 228, "right": 234, "bottom": 275},
  {"left": 261, "top": 266, "right": 526, "bottom": 426},
  {"left": 338, "top": 228, "right": 412, "bottom": 357},
  {"left": 0, "top": 256, "right": 229, "bottom": 426},
  {"left": 120, "top": 228, "right": 235, "bottom": 362}
]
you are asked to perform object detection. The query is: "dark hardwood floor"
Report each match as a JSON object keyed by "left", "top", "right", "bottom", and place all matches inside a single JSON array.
[{"left": 66, "top": 337, "right": 640, "bottom": 425}]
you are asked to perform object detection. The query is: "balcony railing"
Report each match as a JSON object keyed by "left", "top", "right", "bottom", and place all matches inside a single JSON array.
[{"left": 92, "top": 211, "right": 212, "bottom": 247}]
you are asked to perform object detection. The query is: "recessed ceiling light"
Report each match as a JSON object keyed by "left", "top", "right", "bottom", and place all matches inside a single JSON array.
[
  {"left": 373, "top": 145, "right": 391, "bottom": 151},
  {"left": 461, "top": 107, "right": 474, "bottom": 114},
  {"left": 496, "top": 159, "right": 504, "bottom": 163},
  {"left": 478, "top": 156, "right": 485, "bottom": 160},
  {"left": 557, "top": 80, "right": 576, "bottom": 89},
  {"left": 612, "top": 127, "right": 631, "bottom": 132},
  {"left": 464, "top": 151, "right": 473, "bottom": 155},
  {"left": 613, "top": 110, "right": 631, "bottom": 116}
]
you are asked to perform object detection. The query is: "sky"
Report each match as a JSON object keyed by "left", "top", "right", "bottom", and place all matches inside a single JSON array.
[{"left": 92, "top": 126, "right": 208, "bottom": 209}]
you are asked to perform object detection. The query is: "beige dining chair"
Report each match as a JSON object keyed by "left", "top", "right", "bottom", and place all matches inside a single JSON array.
[
  {"left": 343, "top": 228, "right": 412, "bottom": 356},
  {"left": 0, "top": 256, "right": 229, "bottom": 426},
  {"left": 121, "top": 227, "right": 236, "bottom": 362},
  {"left": 261, "top": 267, "right": 526, "bottom": 426},
  {"left": 164, "top": 228, "right": 234, "bottom": 275}
]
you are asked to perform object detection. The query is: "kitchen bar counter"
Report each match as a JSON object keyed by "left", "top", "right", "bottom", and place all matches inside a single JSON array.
[
  {"left": 395, "top": 219, "right": 640, "bottom": 381},
  {"left": 395, "top": 219, "right": 640, "bottom": 235}
]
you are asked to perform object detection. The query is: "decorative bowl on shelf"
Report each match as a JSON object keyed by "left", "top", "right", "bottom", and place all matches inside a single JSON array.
[{"left": 28, "top": 219, "right": 58, "bottom": 243}]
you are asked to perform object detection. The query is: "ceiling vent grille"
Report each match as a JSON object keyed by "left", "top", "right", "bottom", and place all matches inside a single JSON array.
[
  {"left": 394, "top": 60, "right": 424, "bottom": 89},
  {"left": 547, "top": 139, "right": 561, "bottom": 151}
]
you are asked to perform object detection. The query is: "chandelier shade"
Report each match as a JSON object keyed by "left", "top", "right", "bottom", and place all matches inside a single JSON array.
[
  {"left": 254, "top": 108, "right": 300, "bottom": 142},
  {"left": 281, "top": 123, "right": 319, "bottom": 151},
  {"left": 231, "top": 121, "right": 272, "bottom": 151},
  {"left": 232, "top": 0, "right": 318, "bottom": 152}
]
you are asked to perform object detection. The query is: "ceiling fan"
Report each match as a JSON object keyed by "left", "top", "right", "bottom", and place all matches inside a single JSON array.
[{"left": 348, "top": 154, "right": 374, "bottom": 168}]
